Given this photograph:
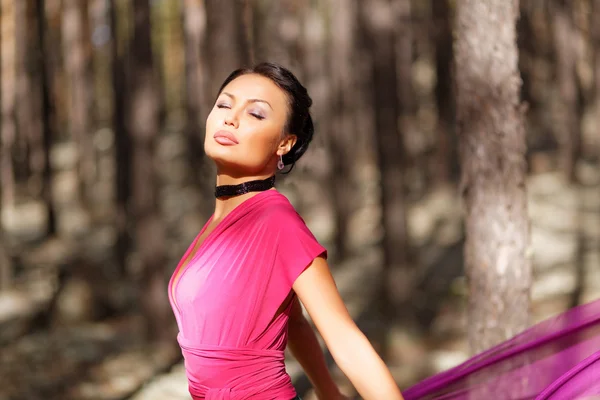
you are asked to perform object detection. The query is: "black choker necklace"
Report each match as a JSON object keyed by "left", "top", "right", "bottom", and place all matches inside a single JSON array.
[{"left": 214, "top": 175, "right": 276, "bottom": 198}]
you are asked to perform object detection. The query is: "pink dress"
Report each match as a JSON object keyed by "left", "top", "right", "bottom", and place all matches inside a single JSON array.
[{"left": 168, "top": 190, "right": 326, "bottom": 400}]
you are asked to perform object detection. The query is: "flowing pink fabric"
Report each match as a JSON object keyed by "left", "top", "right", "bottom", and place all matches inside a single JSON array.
[
  {"left": 168, "top": 190, "right": 326, "bottom": 400},
  {"left": 403, "top": 297, "right": 600, "bottom": 399}
]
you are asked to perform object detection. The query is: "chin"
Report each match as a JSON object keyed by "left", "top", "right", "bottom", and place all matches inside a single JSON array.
[
  {"left": 205, "top": 146, "right": 240, "bottom": 168},
  {"left": 205, "top": 144, "right": 269, "bottom": 175},
  {"left": 205, "top": 142, "right": 234, "bottom": 161},
  {"left": 211, "top": 156, "right": 267, "bottom": 177}
]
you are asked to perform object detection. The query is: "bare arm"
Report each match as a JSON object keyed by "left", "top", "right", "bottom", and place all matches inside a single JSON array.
[
  {"left": 292, "top": 257, "right": 404, "bottom": 400},
  {"left": 287, "top": 297, "right": 346, "bottom": 399}
]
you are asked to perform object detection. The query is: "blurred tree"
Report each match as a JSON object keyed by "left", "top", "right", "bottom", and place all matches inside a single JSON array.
[
  {"left": 128, "top": 0, "right": 170, "bottom": 341},
  {"left": 328, "top": 0, "right": 359, "bottom": 258},
  {"left": 204, "top": 0, "right": 252, "bottom": 98},
  {"left": 431, "top": 0, "right": 455, "bottom": 185},
  {"left": 517, "top": 1, "right": 558, "bottom": 169},
  {"left": 111, "top": 0, "right": 131, "bottom": 276},
  {"left": 361, "top": 0, "right": 412, "bottom": 355},
  {"left": 1, "top": 0, "right": 17, "bottom": 208},
  {"left": 592, "top": 0, "right": 600, "bottom": 159},
  {"left": 45, "top": 0, "right": 65, "bottom": 137},
  {"left": 241, "top": 0, "right": 255, "bottom": 65},
  {"left": 253, "top": 0, "right": 302, "bottom": 71},
  {"left": 157, "top": 0, "right": 183, "bottom": 120},
  {"left": 62, "top": 0, "right": 96, "bottom": 198},
  {"left": 13, "top": 1, "right": 34, "bottom": 186},
  {"left": 296, "top": 1, "right": 337, "bottom": 262},
  {"left": 182, "top": 0, "right": 207, "bottom": 141},
  {"left": 89, "top": 0, "right": 113, "bottom": 125},
  {"left": 455, "top": 0, "right": 532, "bottom": 354},
  {"left": 0, "top": 0, "right": 18, "bottom": 292},
  {"left": 395, "top": 0, "right": 414, "bottom": 161},
  {"left": 0, "top": 229, "right": 9, "bottom": 291},
  {"left": 19, "top": 1, "right": 42, "bottom": 194},
  {"left": 182, "top": 0, "right": 209, "bottom": 194},
  {"left": 552, "top": 0, "right": 582, "bottom": 182},
  {"left": 35, "top": 0, "right": 57, "bottom": 235}
]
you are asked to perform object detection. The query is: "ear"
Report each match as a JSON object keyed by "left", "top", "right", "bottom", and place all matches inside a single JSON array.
[{"left": 277, "top": 134, "right": 297, "bottom": 156}]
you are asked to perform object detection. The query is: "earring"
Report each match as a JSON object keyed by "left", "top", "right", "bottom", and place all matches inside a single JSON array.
[{"left": 277, "top": 155, "right": 285, "bottom": 170}]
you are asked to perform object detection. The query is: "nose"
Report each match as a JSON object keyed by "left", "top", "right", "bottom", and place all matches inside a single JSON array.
[{"left": 223, "top": 109, "right": 239, "bottom": 129}]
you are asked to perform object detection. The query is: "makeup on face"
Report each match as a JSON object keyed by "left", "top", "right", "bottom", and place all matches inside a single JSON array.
[
  {"left": 213, "top": 130, "right": 239, "bottom": 146},
  {"left": 204, "top": 74, "right": 290, "bottom": 171},
  {"left": 217, "top": 92, "right": 272, "bottom": 120}
]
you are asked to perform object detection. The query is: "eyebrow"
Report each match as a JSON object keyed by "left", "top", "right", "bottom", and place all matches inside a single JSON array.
[{"left": 221, "top": 92, "right": 273, "bottom": 110}]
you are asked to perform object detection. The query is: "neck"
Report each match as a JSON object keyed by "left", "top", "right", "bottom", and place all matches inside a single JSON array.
[
  {"left": 215, "top": 172, "right": 274, "bottom": 187},
  {"left": 213, "top": 172, "right": 276, "bottom": 219}
]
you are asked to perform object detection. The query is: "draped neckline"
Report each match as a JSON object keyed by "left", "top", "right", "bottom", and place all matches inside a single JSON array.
[{"left": 169, "top": 189, "right": 278, "bottom": 312}]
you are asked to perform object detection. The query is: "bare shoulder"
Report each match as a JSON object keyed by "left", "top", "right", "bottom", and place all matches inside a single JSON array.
[
  {"left": 292, "top": 256, "right": 338, "bottom": 299},
  {"left": 293, "top": 257, "right": 355, "bottom": 339}
]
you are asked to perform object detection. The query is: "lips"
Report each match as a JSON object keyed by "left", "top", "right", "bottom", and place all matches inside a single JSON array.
[{"left": 213, "top": 130, "right": 239, "bottom": 146}]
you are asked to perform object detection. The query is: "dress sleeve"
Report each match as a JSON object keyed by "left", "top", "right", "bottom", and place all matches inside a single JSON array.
[{"left": 275, "top": 210, "right": 327, "bottom": 288}]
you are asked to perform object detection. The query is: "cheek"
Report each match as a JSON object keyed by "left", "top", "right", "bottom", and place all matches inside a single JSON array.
[
  {"left": 204, "top": 111, "right": 219, "bottom": 144},
  {"left": 244, "top": 125, "right": 280, "bottom": 154},
  {"left": 205, "top": 110, "right": 217, "bottom": 132}
]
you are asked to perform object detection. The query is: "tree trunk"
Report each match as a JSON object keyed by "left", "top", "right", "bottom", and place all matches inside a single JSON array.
[
  {"left": 62, "top": 0, "right": 95, "bottom": 197},
  {"left": 360, "top": 0, "right": 412, "bottom": 356},
  {"left": 182, "top": 0, "right": 211, "bottom": 212},
  {"left": 327, "top": 0, "right": 359, "bottom": 259},
  {"left": 20, "top": 0, "right": 47, "bottom": 200},
  {"left": 455, "top": 0, "right": 531, "bottom": 355},
  {"left": 552, "top": 0, "right": 581, "bottom": 183},
  {"left": 158, "top": 0, "right": 183, "bottom": 120},
  {"left": 129, "top": 0, "right": 170, "bottom": 341},
  {"left": 110, "top": 0, "right": 130, "bottom": 276},
  {"left": 45, "top": 0, "right": 65, "bottom": 134},
  {"left": 1, "top": 0, "right": 17, "bottom": 208},
  {"left": 253, "top": 0, "right": 302, "bottom": 71},
  {"left": 241, "top": 0, "right": 255, "bottom": 65},
  {"left": 182, "top": 0, "right": 207, "bottom": 128},
  {"left": 89, "top": 0, "right": 114, "bottom": 125},
  {"left": 0, "top": 0, "right": 17, "bottom": 291},
  {"left": 431, "top": 0, "right": 455, "bottom": 185},
  {"left": 594, "top": 1, "right": 600, "bottom": 159},
  {"left": 0, "top": 228, "right": 10, "bottom": 291},
  {"left": 204, "top": 0, "right": 251, "bottom": 98},
  {"left": 14, "top": 0, "right": 31, "bottom": 180},
  {"left": 35, "top": 0, "right": 57, "bottom": 235}
]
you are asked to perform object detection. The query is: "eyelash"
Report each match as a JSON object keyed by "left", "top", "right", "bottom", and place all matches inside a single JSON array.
[{"left": 217, "top": 104, "right": 264, "bottom": 120}]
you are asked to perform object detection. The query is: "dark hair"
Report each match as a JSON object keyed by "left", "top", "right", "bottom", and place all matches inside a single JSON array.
[{"left": 217, "top": 62, "right": 314, "bottom": 172}]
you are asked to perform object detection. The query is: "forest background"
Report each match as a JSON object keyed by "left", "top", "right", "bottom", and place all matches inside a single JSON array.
[{"left": 1, "top": 0, "right": 599, "bottom": 399}]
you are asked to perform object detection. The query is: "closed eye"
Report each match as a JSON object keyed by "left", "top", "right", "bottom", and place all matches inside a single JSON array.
[
  {"left": 216, "top": 103, "right": 230, "bottom": 109},
  {"left": 250, "top": 112, "right": 265, "bottom": 120}
]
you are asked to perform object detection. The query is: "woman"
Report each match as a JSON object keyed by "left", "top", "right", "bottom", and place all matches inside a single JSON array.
[{"left": 168, "top": 62, "right": 404, "bottom": 400}]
